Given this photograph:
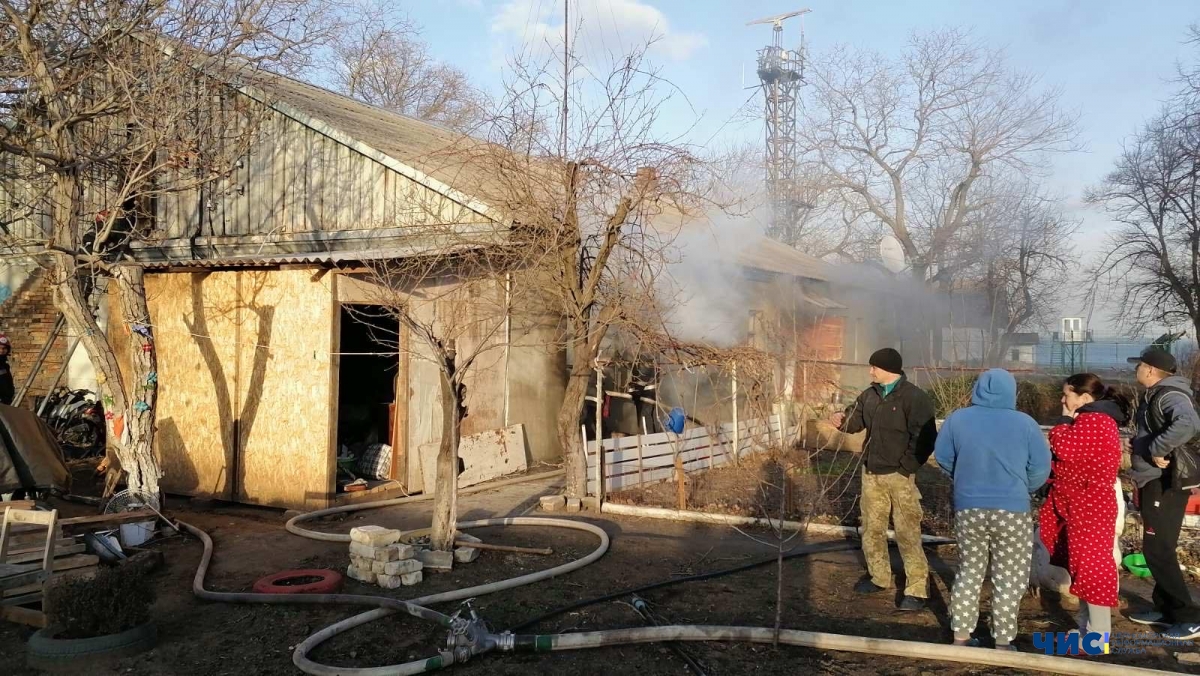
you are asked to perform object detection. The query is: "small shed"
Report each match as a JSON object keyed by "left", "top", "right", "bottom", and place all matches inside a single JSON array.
[{"left": 112, "top": 73, "right": 565, "bottom": 510}]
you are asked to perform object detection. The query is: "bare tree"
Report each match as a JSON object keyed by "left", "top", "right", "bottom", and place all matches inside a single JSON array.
[
  {"left": 328, "top": 5, "right": 483, "bottom": 131},
  {"left": 969, "top": 180, "right": 1077, "bottom": 365},
  {"left": 799, "top": 29, "right": 1077, "bottom": 283},
  {"left": 0, "top": 0, "right": 335, "bottom": 497},
  {"left": 355, "top": 220, "right": 542, "bottom": 551},
  {"left": 1087, "top": 105, "right": 1200, "bottom": 337},
  {"left": 457, "top": 39, "right": 712, "bottom": 499}
]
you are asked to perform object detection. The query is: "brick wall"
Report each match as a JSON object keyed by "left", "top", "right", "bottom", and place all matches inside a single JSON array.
[{"left": 0, "top": 268, "right": 67, "bottom": 408}]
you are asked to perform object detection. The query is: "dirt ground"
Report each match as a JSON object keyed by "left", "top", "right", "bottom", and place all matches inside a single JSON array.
[{"left": 2, "top": 472, "right": 1198, "bottom": 675}]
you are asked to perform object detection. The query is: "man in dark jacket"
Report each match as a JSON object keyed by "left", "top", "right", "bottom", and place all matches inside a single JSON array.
[
  {"left": 831, "top": 347, "right": 938, "bottom": 611},
  {"left": 1126, "top": 347, "right": 1200, "bottom": 639}
]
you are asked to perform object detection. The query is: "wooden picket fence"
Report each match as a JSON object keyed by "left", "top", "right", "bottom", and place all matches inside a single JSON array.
[{"left": 585, "top": 415, "right": 796, "bottom": 495}]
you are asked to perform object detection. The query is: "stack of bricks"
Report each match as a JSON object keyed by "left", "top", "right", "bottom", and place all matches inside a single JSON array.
[{"left": 347, "top": 526, "right": 423, "bottom": 589}]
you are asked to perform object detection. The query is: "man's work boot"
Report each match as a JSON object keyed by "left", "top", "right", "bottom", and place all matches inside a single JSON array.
[{"left": 854, "top": 578, "right": 887, "bottom": 595}]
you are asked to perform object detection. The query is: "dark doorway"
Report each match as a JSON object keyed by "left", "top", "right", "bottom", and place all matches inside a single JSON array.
[{"left": 336, "top": 305, "right": 399, "bottom": 466}]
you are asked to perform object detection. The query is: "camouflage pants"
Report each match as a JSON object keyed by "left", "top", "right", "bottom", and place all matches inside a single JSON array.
[{"left": 861, "top": 468, "right": 929, "bottom": 598}]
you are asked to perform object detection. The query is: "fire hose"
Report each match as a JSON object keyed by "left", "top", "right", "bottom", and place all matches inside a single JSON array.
[{"left": 178, "top": 471, "right": 1180, "bottom": 676}]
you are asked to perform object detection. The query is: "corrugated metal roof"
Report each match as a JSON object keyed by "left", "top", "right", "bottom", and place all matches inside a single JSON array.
[
  {"left": 735, "top": 236, "right": 829, "bottom": 282},
  {"left": 139, "top": 247, "right": 455, "bottom": 269}
]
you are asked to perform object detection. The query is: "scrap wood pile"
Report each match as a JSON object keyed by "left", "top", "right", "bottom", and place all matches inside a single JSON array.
[{"left": 0, "top": 501, "right": 163, "bottom": 627}]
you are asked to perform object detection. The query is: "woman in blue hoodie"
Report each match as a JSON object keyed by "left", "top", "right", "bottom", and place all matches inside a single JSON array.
[{"left": 935, "top": 369, "right": 1052, "bottom": 649}]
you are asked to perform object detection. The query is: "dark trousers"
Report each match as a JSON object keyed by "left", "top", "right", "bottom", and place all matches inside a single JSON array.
[
  {"left": 0, "top": 373, "right": 12, "bottom": 406},
  {"left": 1141, "top": 476, "right": 1200, "bottom": 623}
]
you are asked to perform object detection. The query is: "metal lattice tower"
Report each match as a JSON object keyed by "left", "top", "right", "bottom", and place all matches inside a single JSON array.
[{"left": 748, "top": 9, "right": 810, "bottom": 240}]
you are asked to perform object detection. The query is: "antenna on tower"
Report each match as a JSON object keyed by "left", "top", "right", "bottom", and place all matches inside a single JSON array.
[{"left": 747, "top": 8, "right": 810, "bottom": 244}]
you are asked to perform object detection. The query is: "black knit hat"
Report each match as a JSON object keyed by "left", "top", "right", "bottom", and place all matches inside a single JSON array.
[
  {"left": 1127, "top": 347, "right": 1177, "bottom": 374},
  {"left": 869, "top": 348, "right": 903, "bottom": 375}
]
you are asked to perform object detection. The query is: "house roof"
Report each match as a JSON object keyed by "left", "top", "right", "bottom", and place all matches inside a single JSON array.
[{"left": 239, "top": 71, "right": 506, "bottom": 220}]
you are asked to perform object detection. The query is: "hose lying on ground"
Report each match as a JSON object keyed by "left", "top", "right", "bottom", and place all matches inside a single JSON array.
[{"left": 181, "top": 471, "right": 1182, "bottom": 676}]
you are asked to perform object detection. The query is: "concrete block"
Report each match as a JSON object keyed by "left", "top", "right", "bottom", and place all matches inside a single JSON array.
[
  {"left": 454, "top": 547, "right": 480, "bottom": 564},
  {"left": 581, "top": 497, "right": 600, "bottom": 511},
  {"left": 565, "top": 497, "right": 582, "bottom": 513},
  {"left": 376, "top": 573, "right": 405, "bottom": 589},
  {"left": 346, "top": 564, "right": 376, "bottom": 584},
  {"left": 350, "top": 525, "right": 401, "bottom": 547},
  {"left": 381, "top": 559, "right": 423, "bottom": 576},
  {"left": 415, "top": 549, "right": 454, "bottom": 572},
  {"left": 539, "top": 495, "right": 566, "bottom": 511},
  {"left": 374, "top": 543, "right": 416, "bottom": 562},
  {"left": 370, "top": 560, "right": 387, "bottom": 574},
  {"left": 349, "top": 542, "right": 381, "bottom": 560},
  {"left": 401, "top": 571, "right": 423, "bottom": 586},
  {"left": 350, "top": 555, "right": 373, "bottom": 570}
]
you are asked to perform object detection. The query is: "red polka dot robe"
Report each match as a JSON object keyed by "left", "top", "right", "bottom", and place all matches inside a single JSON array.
[{"left": 1040, "top": 401, "right": 1123, "bottom": 607}]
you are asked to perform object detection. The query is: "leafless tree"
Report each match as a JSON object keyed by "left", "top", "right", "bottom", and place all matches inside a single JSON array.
[
  {"left": 969, "top": 180, "right": 1077, "bottom": 365},
  {"left": 456, "top": 39, "right": 713, "bottom": 499},
  {"left": 0, "top": 0, "right": 335, "bottom": 497},
  {"left": 1087, "top": 105, "right": 1200, "bottom": 337},
  {"left": 327, "top": 4, "right": 484, "bottom": 131},
  {"left": 352, "top": 217, "right": 545, "bottom": 551},
  {"left": 799, "top": 29, "right": 1077, "bottom": 283}
]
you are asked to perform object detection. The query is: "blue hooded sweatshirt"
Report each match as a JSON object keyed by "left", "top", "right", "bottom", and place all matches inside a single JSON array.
[{"left": 934, "top": 369, "right": 1052, "bottom": 513}]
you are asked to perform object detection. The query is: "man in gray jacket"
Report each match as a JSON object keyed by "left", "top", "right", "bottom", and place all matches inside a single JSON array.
[{"left": 1126, "top": 348, "right": 1200, "bottom": 639}]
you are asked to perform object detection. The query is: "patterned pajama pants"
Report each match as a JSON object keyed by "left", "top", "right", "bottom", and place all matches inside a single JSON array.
[{"left": 951, "top": 508, "right": 1033, "bottom": 644}]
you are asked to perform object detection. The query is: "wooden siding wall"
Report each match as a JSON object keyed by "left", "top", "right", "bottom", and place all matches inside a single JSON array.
[
  {"left": 145, "top": 269, "right": 335, "bottom": 510},
  {"left": 155, "top": 100, "right": 485, "bottom": 240}
]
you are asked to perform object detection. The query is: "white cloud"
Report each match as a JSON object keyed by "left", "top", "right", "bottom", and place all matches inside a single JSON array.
[{"left": 491, "top": 0, "right": 708, "bottom": 64}]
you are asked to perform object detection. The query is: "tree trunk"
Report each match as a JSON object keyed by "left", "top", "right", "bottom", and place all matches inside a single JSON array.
[
  {"left": 430, "top": 367, "right": 462, "bottom": 552},
  {"left": 556, "top": 360, "right": 592, "bottom": 498},
  {"left": 51, "top": 259, "right": 162, "bottom": 498},
  {"left": 112, "top": 265, "right": 160, "bottom": 498}
]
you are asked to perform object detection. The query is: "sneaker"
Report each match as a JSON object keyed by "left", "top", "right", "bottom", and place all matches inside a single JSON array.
[
  {"left": 898, "top": 595, "right": 925, "bottom": 611},
  {"left": 1162, "top": 622, "right": 1200, "bottom": 640},
  {"left": 994, "top": 644, "right": 1018, "bottom": 652},
  {"left": 854, "top": 579, "right": 887, "bottom": 595},
  {"left": 1128, "top": 610, "right": 1169, "bottom": 627}
]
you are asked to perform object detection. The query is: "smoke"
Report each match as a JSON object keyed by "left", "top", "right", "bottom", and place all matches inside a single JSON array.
[{"left": 658, "top": 207, "right": 767, "bottom": 347}]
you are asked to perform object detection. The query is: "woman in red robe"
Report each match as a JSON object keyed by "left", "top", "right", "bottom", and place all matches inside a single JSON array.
[{"left": 1040, "top": 373, "right": 1127, "bottom": 641}]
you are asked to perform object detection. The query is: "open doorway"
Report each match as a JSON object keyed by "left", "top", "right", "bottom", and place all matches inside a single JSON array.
[{"left": 336, "top": 304, "right": 400, "bottom": 492}]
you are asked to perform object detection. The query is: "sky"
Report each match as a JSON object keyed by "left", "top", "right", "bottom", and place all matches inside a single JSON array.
[{"left": 401, "top": 0, "right": 1200, "bottom": 336}]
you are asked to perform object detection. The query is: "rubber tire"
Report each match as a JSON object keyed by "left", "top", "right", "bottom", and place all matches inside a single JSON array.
[
  {"left": 26, "top": 621, "right": 157, "bottom": 669},
  {"left": 252, "top": 569, "right": 344, "bottom": 595}
]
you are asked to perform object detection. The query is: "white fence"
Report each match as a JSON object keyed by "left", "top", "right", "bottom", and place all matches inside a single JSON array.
[{"left": 585, "top": 415, "right": 794, "bottom": 495}]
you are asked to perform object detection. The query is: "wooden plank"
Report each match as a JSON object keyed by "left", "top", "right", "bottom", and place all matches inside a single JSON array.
[
  {"left": 59, "top": 510, "right": 155, "bottom": 532},
  {"left": 5, "top": 533, "right": 69, "bottom": 550},
  {"left": 4, "top": 510, "right": 55, "bottom": 525},
  {"left": 0, "top": 605, "right": 47, "bottom": 627},
  {"left": 5, "top": 543, "right": 84, "bottom": 565},
  {"left": 0, "top": 501, "right": 36, "bottom": 511},
  {"left": 4, "top": 567, "right": 95, "bottom": 598}
]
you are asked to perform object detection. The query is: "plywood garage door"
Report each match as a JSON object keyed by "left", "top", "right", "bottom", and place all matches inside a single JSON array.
[
  {"left": 147, "top": 272, "right": 240, "bottom": 500},
  {"left": 233, "top": 269, "right": 335, "bottom": 508},
  {"left": 146, "top": 269, "right": 335, "bottom": 509}
]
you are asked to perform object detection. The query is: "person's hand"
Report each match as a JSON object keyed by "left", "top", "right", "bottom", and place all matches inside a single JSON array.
[
  {"left": 1061, "top": 403, "right": 1074, "bottom": 418},
  {"left": 1153, "top": 455, "right": 1171, "bottom": 469},
  {"left": 829, "top": 411, "right": 845, "bottom": 428}
]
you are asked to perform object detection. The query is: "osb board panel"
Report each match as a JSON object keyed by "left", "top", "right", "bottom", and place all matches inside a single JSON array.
[
  {"left": 233, "top": 269, "right": 334, "bottom": 510},
  {"left": 145, "top": 272, "right": 239, "bottom": 500}
]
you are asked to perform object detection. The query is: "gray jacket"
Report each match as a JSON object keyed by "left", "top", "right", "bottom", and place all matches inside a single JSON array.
[{"left": 1130, "top": 375, "right": 1200, "bottom": 487}]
